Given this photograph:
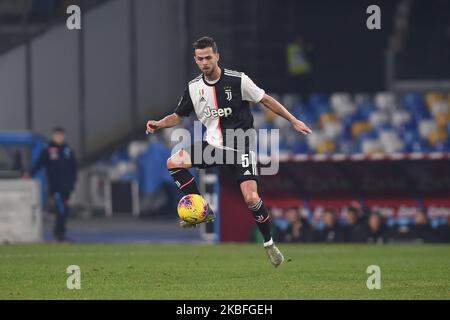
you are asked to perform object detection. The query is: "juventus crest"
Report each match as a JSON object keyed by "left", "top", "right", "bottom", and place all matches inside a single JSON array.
[{"left": 224, "top": 87, "right": 232, "bottom": 101}]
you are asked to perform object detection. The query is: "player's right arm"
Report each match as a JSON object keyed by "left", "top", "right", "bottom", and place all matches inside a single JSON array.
[
  {"left": 146, "top": 113, "right": 182, "bottom": 134},
  {"left": 146, "top": 86, "right": 194, "bottom": 134}
]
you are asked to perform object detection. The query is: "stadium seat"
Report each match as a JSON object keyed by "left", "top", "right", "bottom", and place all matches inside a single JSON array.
[
  {"left": 425, "top": 92, "right": 445, "bottom": 109},
  {"left": 374, "top": 122, "right": 394, "bottom": 134},
  {"left": 319, "top": 112, "right": 339, "bottom": 128},
  {"left": 351, "top": 121, "right": 372, "bottom": 138},
  {"left": 357, "top": 130, "right": 378, "bottom": 144},
  {"left": 369, "top": 111, "right": 390, "bottom": 128},
  {"left": 405, "top": 140, "right": 431, "bottom": 153},
  {"left": 401, "top": 129, "right": 421, "bottom": 147},
  {"left": 361, "top": 139, "right": 383, "bottom": 154},
  {"left": 419, "top": 119, "right": 438, "bottom": 139},
  {"left": 281, "top": 93, "right": 301, "bottom": 109},
  {"left": 330, "top": 92, "right": 352, "bottom": 109},
  {"left": 270, "top": 90, "right": 449, "bottom": 155},
  {"left": 308, "top": 93, "right": 329, "bottom": 106},
  {"left": 403, "top": 91, "right": 424, "bottom": 109},
  {"left": 354, "top": 93, "right": 372, "bottom": 106},
  {"left": 316, "top": 139, "right": 336, "bottom": 154},
  {"left": 435, "top": 111, "right": 450, "bottom": 129},
  {"left": 391, "top": 110, "right": 412, "bottom": 127},
  {"left": 375, "top": 92, "right": 396, "bottom": 112},
  {"left": 290, "top": 139, "right": 311, "bottom": 154},
  {"left": 427, "top": 129, "right": 448, "bottom": 147},
  {"left": 434, "top": 140, "right": 450, "bottom": 152},
  {"left": 430, "top": 100, "right": 449, "bottom": 117},
  {"left": 323, "top": 121, "right": 343, "bottom": 139},
  {"left": 342, "top": 112, "right": 363, "bottom": 129},
  {"left": 333, "top": 103, "right": 356, "bottom": 118},
  {"left": 315, "top": 103, "right": 332, "bottom": 115},
  {"left": 357, "top": 102, "right": 377, "bottom": 120},
  {"left": 252, "top": 110, "right": 267, "bottom": 130},
  {"left": 379, "top": 130, "right": 404, "bottom": 153},
  {"left": 306, "top": 131, "right": 326, "bottom": 150},
  {"left": 263, "top": 107, "right": 277, "bottom": 123}
]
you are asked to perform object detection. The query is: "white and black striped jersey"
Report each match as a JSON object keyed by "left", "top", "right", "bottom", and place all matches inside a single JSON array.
[{"left": 174, "top": 67, "right": 265, "bottom": 148}]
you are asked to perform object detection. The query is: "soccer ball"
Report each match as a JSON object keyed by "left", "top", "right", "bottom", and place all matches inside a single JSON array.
[{"left": 177, "top": 194, "right": 208, "bottom": 224}]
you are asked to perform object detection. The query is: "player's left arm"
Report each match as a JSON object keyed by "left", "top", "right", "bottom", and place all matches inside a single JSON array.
[{"left": 259, "top": 94, "right": 312, "bottom": 135}]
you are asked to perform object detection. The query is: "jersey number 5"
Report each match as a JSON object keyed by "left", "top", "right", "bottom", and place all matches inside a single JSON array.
[{"left": 241, "top": 154, "right": 249, "bottom": 167}]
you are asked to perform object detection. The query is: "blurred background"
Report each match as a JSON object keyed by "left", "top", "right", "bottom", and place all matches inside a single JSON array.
[{"left": 0, "top": 0, "right": 449, "bottom": 244}]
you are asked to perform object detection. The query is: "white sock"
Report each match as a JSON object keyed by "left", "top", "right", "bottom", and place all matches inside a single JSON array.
[{"left": 263, "top": 238, "right": 274, "bottom": 248}]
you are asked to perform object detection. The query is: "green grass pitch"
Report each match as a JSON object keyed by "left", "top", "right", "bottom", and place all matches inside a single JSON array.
[{"left": 0, "top": 243, "right": 449, "bottom": 299}]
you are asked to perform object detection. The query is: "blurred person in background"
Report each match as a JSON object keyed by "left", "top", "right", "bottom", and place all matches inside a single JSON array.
[
  {"left": 408, "top": 210, "right": 436, "bottom": 243},
  {"left": 23, "top": 127, "right": 77, "bottom": 243},
  {"left": 438, "top": 220, "right": 450, "bottom": 243},
  {"left": 343, "top": 205, "right": 366, "bottom": 243},
  {"left": 286, "top": 34, "right": 313, "bottom": 96},
  {"left": 366, "top": 212, "right": 386, "bottom": 244},
  {"left": 314, "top": 208, "right": 344, "bottom": 243},
  {"left": 276, "top": 208, "right": 312, "bottom": 243}
]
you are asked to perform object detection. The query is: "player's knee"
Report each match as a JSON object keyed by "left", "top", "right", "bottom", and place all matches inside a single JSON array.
[
  {"left": 244, "top": 193, "right": 260, "bottom": 207},
  {"left": 167, "top": 158, "right": 175, "bottom": 169},
  {"left": 167, "top": 150, "right": 190, "bottom": 169}
]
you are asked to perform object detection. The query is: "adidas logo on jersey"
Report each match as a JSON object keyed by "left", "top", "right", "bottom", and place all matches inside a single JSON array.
[
  {"left": 243, "top": 170, "right": 252, "bottom": 176},
  {"left": 204, "top": 107, "right": 232, "bottom": 119}
]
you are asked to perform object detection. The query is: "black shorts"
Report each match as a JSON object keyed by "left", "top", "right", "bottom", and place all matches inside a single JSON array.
[{"left": 184, "top": 140, "right": 259, "bottom": 184}]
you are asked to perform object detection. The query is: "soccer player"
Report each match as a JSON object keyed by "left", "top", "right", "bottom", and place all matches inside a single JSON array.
[{"left": 146, "top": 36, "right": 312, "bottom": 267}]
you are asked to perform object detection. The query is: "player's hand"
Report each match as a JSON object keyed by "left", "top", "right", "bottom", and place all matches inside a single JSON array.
[
  {"left": 291, "top": 119, "right": 312, "bottom": 135},
  {"left": 146, "top": 120, "right": 159, "bottom": 134}
]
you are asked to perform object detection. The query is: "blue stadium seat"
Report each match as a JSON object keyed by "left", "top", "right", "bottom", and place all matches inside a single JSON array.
[
  {"left": 357, "top": 102, "right": 377, "bottom": 120},
  {"left": 342, "top": 113, "right": 363, "bottom": 129},
  {"left": 404, "top": 140, "right": 431, "bottom": 153},
  {"left": 434, "top": 140, "right": 450, "bottom": 152},
  {"left": 291, "top": 140, "right": 311, "bottom": 154},
  {"left": 315, "top": 103, "right": 332, "bottom": 115},
  {"left": 411, "top": 107, "right": 432, "bottom": 122},
  {"left": 374, "top": 122, "right": 394, "bottom": 133},
  {"left": 308, "top": 93, "right": 329, "bottom": 106},
  {"left": 398, "top": 120, "right": 418, "bottom": 134},
  {"left": 403, "top": 91, "right": 425, "bottom": 109},
  {"left": 401, "top": 130, "right": 421, "bottom": 146},
  {"left": 357, "top": 130, "right": 378, "bottom": 145}
]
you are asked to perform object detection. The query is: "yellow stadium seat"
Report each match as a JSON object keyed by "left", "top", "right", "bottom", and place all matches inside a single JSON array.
[
  {"left": 263, "top": 107, "right": 277, "bottom": 122},
  {"left": 351, "top": 121, "right": 371, "bottom": 138},
  {"left": 316, "top": 139, "right": 336, "bottom": 154},
  {"left": 428, "top": 130, "right": 448, "bottom": 146},
  {"left": 319, "top": 113, "right": 339, "bottom": 128},
  {"left": 435, "top": 111, "right": 450, "bottom": 129},
  {"left": 426, "top": 92, "right": 445, "bottom": 109}
]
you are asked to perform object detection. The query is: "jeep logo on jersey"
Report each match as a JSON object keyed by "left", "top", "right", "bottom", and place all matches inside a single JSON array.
[
  {"left": 204, "top": 107, "right": 232, "bottom": 118},
  {"left": 225, "top": 87, "right": 232, "bottom": 101}
]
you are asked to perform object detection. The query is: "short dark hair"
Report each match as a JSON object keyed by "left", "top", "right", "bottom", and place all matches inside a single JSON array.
[
  {"left": 52, "top": 127, "right": 65, "bottom": 134},
  {"left": 193, "top": 36, "right": 218, "bottom": 54}
]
